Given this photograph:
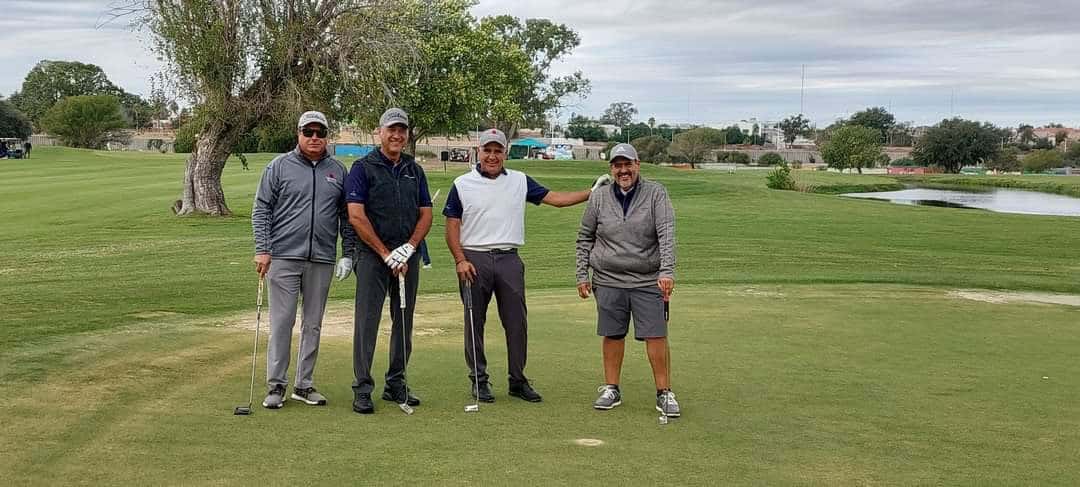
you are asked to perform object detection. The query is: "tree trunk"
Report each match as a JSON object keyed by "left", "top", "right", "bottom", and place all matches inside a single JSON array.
[{"left": 175, "top": 121, "right": 241, "bottom": 216}]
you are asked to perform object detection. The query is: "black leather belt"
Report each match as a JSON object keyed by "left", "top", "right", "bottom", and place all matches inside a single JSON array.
[{"left": 468, "top": 248, "right": 517, "bottom": 254}]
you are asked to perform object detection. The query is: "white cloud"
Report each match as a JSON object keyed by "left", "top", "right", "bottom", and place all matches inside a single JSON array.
[{"left": 2, "top": 1, "right": 1077, "bottom": 127}]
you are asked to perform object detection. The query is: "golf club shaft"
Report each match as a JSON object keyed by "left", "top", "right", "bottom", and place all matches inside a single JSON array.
[
  {"left": 398, "top": 273, "right": 409, "bottom": 407},
  {"left": 464, "top": 281, "right": 479, "bottom": 409},
  {"left": 246, "top": 278, "right": 265, "bottom": 408}
]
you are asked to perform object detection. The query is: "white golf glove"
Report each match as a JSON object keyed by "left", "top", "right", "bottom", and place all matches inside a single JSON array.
[
  {"left": 334, "top": 257, "right": 353, "bottom": 281},
  {"left": 391, "top": 243, "right": 416, "bottom": 263},
  {"left": 590, "top": 174, "right": 613, "bottom": 192},
  {"left": 383, "top": 254, "right": 406, "bottom": 271}
]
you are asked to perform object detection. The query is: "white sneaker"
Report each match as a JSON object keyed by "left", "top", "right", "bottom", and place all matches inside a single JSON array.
[{"left": 422, "top": 264, "right": 432, "bottom": 269}]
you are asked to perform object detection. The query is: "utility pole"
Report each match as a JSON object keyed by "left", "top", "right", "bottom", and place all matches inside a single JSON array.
[{"left": 800, "top": 64, "right": 806, "bottom": 115}]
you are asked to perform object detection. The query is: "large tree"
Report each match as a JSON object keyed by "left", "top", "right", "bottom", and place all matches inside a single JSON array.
[
  {"left": 847, "top": 106, "right": 895, "bottom": 144},
  {"left": 41, "top": 95, "right": 128, "bottom": 149},
  {"left": 778, "top": 114, "right": 812, "bottom": 144},
  {"left": 120, "top": 0, "right": 419, "bottom": 216},
  {"left": 481, "top": 15, "right": 590, "bottom": 135},
  {"left": 668, "top": 127, "right": 724, "bottom": 168},
  {"left": 9, "top": 59, "right": 153, "bottom": 130},
  {"left": 9, "top": 60, "right": 117, "bottom": 126},
  {"left": 600, "top": 102, "right": 637, "bottom": 127},
  {"left": 359, "top": 0, "right": 532, "bottom": 155},
  {"left": 0, "top": 100, "right": 33, "bottom": 139},
  {"left": 820, "top": 124, "right": 881, "bottom": 174},
  {"left": 913, "top": 118, "right": 1004, "bottom": 173},
  {"left": 565, "top": 114, "right": 605, "bottom": 141},
  {"left": 630, "top": 135, "right": 669, "bottom": 163}
]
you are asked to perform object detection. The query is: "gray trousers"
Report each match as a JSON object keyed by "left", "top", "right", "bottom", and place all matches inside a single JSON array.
[
  {"left": 460, "top": 249, "right": 529, "bottom": 386},
  {"left": 352, "top": 251, "right": 420, "bottom": 395},
  {"left": 266, "top": 258, "right": 333, "bottom": 389}
]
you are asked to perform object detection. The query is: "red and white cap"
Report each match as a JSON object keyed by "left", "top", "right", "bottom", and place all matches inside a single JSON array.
[{"left": 478, "top": 129, "right": 507, "bottom": 148}]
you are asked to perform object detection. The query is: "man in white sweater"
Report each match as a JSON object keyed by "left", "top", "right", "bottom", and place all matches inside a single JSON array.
[{"left": 443, "top": 129, "right": 611, "bottom": 403}]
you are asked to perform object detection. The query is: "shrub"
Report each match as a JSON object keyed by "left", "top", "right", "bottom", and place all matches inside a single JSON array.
[
  {"left": 0, "top": 100, "right": 32, "bottom": 139},
  {"left": 1022, "top": 149, "right": 1064, "bottom": 173},
  {"left": 41, "top": 95, "right": 126, "bottom": 149},
  {"left": 766, "top": 163, "right": 796, "bottom": 190},
  {"left": 173, "top": 121, "right": 198, "bottom": 153},
  {"left": 717, "top": 151, "right": 750, "bottom": 164},
  {"left": 889, "top": 157, "right": 918, "bottom": 167},
  {"left": 758, "top": 152, "right": 785, "bottom": 166}
]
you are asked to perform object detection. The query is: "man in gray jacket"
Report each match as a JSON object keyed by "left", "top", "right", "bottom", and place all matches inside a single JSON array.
[
  {"left": 575, "top": 143, "right": 680, "bottom": 417},
  {"left": 252, "top": 110, "right": 357, "bottom": 409}
]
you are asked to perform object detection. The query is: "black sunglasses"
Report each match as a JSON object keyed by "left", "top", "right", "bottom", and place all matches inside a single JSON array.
[{"left": 301, "top": 127, "right": 328, "bottom": 138}]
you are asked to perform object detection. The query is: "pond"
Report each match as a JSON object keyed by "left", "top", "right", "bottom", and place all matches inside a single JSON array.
[{"left": 841, "top": 187, "right": 1080, "bottom": 217}]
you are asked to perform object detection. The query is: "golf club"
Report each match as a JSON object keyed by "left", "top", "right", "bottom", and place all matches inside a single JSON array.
[
  {"left": 234, "top": 278, "right": 265, "bottom": 416},
  {"left": 463, "top": 280, "right": 480, "bottom": 413},
  {"left": 658, "top": 294, "right": 671, "bottom": 425},
  {"left": 397, "top": 273, "right": 414, "bottom": 415}
]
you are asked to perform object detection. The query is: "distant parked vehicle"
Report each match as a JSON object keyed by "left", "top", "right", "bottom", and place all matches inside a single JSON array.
[{"left": 449, "top": 148, "right": 470, "bottom": 162}]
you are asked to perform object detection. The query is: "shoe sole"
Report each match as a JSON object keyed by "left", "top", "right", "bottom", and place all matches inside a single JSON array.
[
  {"left": 381, "top": 394, "right": 420, "bottom": 406},
  {"left": 472, "top": 396, "right": 496, "bottom": 403},
  {"left": 353, "top": 407, "right": 374, "bottom": 414},
  {"left": 655, "top": 405, "right": 680, "bottom": 417},
  {"left": 594, "top": 400, "right": 622, "bottom": 410},
  {"left": 290, "top": 393, "right": 327, "bottom": 406},
  {"left": 262, "top": 401, "right": 283, "bottom": 409},
  {"left": 508, "top": 392, "right": 543, "bottom": 403}
]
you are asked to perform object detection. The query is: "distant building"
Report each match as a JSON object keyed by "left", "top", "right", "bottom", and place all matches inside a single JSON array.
[{"left": 1032, "top": 127, "right": 1080, "bottom": 142}]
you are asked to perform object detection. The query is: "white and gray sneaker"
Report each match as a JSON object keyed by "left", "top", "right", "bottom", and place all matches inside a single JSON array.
[
  {"left": 656, "top": 390, "right": 680, "bottom": 418},
  {"left": 291, "top": 387, "right": 327, "bottom": 406},
  {"left": 262, "top": 384, "right": 285, "bottom": 409},
  {"left": 593, "top": 385, "right": 622, "bottom": 410}
]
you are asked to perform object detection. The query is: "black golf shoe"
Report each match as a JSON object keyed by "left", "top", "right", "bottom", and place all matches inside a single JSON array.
[
  {"left": 471, "top": 382, "right": 495, "bottom": 403},
  {"left": 382, "top": 388, "right": 421, "bottom": 406},
  {"left": 508, "top": 381, "right": 542, "bottom": 402},
  {"left": 352, "top": 393, "right": 374, "bottom": 414}
]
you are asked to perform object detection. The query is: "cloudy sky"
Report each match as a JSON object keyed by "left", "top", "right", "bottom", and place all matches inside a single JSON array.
[{"left": 2, "top": 0, "right": 1078, "bottom": 128}]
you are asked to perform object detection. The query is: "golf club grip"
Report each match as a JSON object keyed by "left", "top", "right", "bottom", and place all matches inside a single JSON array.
[
  {"left": 664, "top": 300, "right": 669, "bottom": 322},
  {"left": 462, "top": 281, "right": 472, "bottom": 308},
  {"left": 398, "top": 274, "right": 406, "bottom": 309},
  {"left": 256, "top": 278, "right": 264, "bottom": 307}
]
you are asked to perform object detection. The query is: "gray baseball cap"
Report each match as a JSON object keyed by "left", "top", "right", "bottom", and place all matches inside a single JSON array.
[
  {"left": 478, "top": 129, "right": 507, "bottom": 148},
  {"left": 297, "top": 111, "right": 328, "bottom": 129},
  {"left": 379, "top": 108, "right": 409, "bottom": 128},
  {"left": 608, "top": 143, "right": 639, "bottom": 162}
]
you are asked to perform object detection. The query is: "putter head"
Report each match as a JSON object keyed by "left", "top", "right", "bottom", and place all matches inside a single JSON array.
[
  {"left": 234, "top": 406, "right": 252, "bottom": 416},
  {"left": 464, "top": 404, "right": 479, "bottom": 413},
  {"left": 399, "top": 403, "right": 414, "bottom": 415}
]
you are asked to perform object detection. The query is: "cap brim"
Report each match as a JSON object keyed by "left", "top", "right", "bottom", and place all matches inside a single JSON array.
[
  {"left": 609, "top": 155, "right": 635, "bottom": 163},
  {"left": 381, "top": 121, "right": 408, "bottom": 128}
]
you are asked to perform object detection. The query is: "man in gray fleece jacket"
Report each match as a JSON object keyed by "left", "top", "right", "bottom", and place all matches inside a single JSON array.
[
  {"left": 252, "top": 111, "right": 357, "bottom": 409},
  {"left": 575, "top": 143, "right": 680, "bottom": 418}
]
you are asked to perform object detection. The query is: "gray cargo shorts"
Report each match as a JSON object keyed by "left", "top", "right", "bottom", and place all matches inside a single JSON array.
[{"left": 593, "top": 284, "right": 666, "bottom": 340}]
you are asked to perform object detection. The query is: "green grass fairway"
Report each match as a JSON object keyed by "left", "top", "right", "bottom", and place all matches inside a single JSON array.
[{"left": 1, "top": 147, "right": 1079, "bottom": 484}]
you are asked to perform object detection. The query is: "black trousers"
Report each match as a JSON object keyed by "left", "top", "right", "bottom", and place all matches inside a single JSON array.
[
  {"left": 461, "top": 249, "right": 529, "bottom": 386},
  {"left": 351, "top": 251, "right": 420, "bottom": 395}
]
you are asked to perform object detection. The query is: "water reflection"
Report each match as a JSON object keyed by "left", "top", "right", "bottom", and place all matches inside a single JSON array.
[{"left": 841, "top": 187, "right": 1080, "bottom": 217}]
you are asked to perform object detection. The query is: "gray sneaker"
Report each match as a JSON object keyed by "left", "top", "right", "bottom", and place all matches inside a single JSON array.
[
  {"left": 656, "top": 390, "right": 680, "bottom": 418},
  {"left": 262, "top": 384, "right": 285, "bottom": 409},
  {"left": 593, "top": 385, "right": 622, "bottom": 410},
  {"left": 291, "top": 387, "right": 327, "bottom": 406}
]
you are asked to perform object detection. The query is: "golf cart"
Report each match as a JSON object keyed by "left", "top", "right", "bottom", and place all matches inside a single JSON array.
[
  {"left": 448, "top": 148, "right": 470, "bottom": 162},
  {"left": 0, "top": 138, "right": 24, "bottom": 159}
]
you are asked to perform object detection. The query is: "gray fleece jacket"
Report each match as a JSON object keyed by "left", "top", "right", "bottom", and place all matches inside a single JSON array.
[
  {"left": 576, "top": 178, "right": 676, "bottom": 288},
  {"left": 252, "top": 148, "right": 357, "bottom": 264}
]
